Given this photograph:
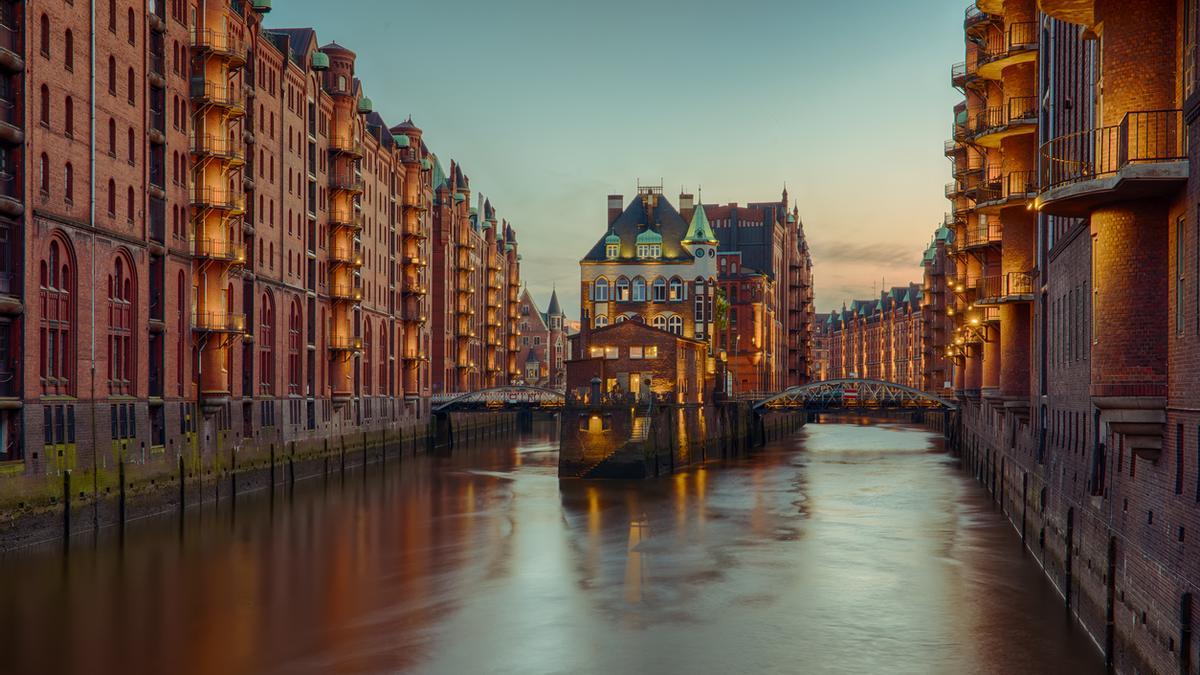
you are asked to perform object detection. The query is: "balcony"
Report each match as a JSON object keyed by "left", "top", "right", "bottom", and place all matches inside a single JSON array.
[
  {"left": 401, "top": 281, "right": 427, "bottom": 296},
  {"left": 329, "top": 210, "right": 363, "bottom": 231},
  {"left": 1037, "top": 0, "right": 1094, "bottom": 27},
  {"left": 944, "top": 139, "right": 964, "bottom": 156},
  {"left": 951, "top": 62, "right": 967, "bottom": 89},
  {"left": 190, "top": 29, "right": 246, "bottom": 66},
  {"left": 192, "top": 311, "right": 246, "bottom": 333},
  {"left": 329, "top": 170, "right": 364, "bottom": 194},
  {"left": 959, "top": 221, "right": 1001, "bottom": 250},
  {"left": 976, "top": 169, "right": 1036, "bottom": 211},
  {"left": 329, "top": 335, "right": 363, "bottom": 352},
  {"left": 977, "top": 22, "right": 1037, "bottom": 80},
  {"left": 190, "top": 134, "right": 244, "bottom": 165},
  {"left": 964, "top": 4, "right": 998, "bottom": 33},
  {"left": 403, "top": 194, "right": 429, "bottom": 212},
  {"left": 0, "top": 98, "right": 23, "bottom": 147},
  {"left": 329, "top": 283, "right": 363, "bottom": 302},
  {"left": 329, "top": 245, "right": 363, "bottom": 268},
  {"left": 0, "top": 173, "right": 22, "bottom": 218},
  {"left": 191, "top": 237, "right": 246, "bottom": 264},
  {"left": 189, "top": 79, "right": 245, "bottom": 115},
  {"left": 191, "top": 186, "right": 245, "bottom": 213},
  {"left": 977, "top": 271, "right": 1035, "bottom": 303},
  {"left": 0, "top": 22, "right": 23, "bottom": 73},
  {"left": 1038, "top": 109, "right": 1187, "bottom": 217},
  {"left": 329, "top": 136, "right": 364, "bottom": 158},
  {"left": 970, "top": 97, "right": 1037, "bottom": 148}
]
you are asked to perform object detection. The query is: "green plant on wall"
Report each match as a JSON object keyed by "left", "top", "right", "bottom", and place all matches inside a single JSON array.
[{"left": 714, "top": 287, "right": 729, "bottom": 332}]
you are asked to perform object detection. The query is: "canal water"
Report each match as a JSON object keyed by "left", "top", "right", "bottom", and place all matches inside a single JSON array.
[{"left": 0, "top": 422, "right": 1103, "bottom": 674}]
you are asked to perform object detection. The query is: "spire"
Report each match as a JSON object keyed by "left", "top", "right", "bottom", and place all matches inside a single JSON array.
[
  {"left": 683, "top": 201, "right": 718, "bottom": 244},
  {"left": 547, "top": 287, "right": 563, "bottom": 317}
]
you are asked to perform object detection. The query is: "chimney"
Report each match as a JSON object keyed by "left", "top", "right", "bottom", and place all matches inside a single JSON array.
[
  {"left": 607, "top": 195, "right": 623, "bottom": 226},
  {"left": 679, "top": 192, "right": 695, "bottom": 223}
]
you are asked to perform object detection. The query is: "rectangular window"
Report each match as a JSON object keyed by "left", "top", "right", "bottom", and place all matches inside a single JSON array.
[
  {"left": 629, "top": 346, "right": 643, "bottom": 360},
  {"left": 604, "top": 346, "right": 618, "bottom": 359},
  {"left": 1177, "top": 423, "right": 1185, "bottom": 495},
  {"left": 645, "top": 345, "right": 658, "bottom": 358}
]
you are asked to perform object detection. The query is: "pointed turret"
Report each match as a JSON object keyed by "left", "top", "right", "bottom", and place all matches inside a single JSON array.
[
  {"left": 682, "top": 202, "right": 718, "bottom": 245},
  {"left": 547, "top": 288, "right": 563, "bottom": 317}
]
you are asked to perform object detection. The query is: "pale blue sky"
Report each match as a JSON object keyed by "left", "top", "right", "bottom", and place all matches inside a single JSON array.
[{"left": 268, "top": 0, "right": 965, "bottom": 318}]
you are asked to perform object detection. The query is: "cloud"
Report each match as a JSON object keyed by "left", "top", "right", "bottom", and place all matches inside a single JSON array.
[{"left": 808, "top": 239, "right": 922, "bottom": 267}]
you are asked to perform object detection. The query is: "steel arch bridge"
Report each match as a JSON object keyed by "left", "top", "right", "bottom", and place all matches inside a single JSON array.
[
  {"left": 752, "top": 378, "right": 957, "bottom": 413},
  {"left": 431, "top": 386, "right": 566, "bottom": 414}
]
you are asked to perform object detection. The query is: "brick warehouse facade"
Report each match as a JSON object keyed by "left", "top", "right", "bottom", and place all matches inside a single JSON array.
[
  {"left": 821, "top": 225, "right": 954, "bottom": 395},
  {"left": 578, "top": 185, "right": 814, "bottom": 396},
  {"left": 0, "top": 3, "right": 523, "bottom": 509},
  {"left": 945, "top": 2, "right": 1199, "bottom": 673}
]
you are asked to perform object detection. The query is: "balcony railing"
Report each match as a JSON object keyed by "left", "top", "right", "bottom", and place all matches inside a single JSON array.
[
  {"left": 1040, "top": 109, "right": 1186, "bottom": 190},
  {"left": 960, "top": 220, "right": 1002, "bottom": 248},
  {"left": 189, "top": 79, "right": 245, "bottom": 111},
  {"left": 329, "top": 136, "right": 364, "bottom": 157},
  {"left": 964, "top": 4, "right": 994, "bottom": 30},
  {"left": 330, "top": 246, "right": 363, "bottom": 267},
  {"left": 329, "top": 171, "right": 364, "bottom": 193},
  {"left": 329, "top": 210, "right": 363, "bottom": 230},
  {"left": 951, "top": 61, "right": 967, "bottom": 88},
  {"left": 190, "top": 134, "right": 244, "bottom": 162},
  {"left": 192, "top": 311, "right": 246, "bottom": 333},
  {"left": 329, "top": 336, "right": 363, "bottom": 352},
  {"left": 191, "top": 238, "right": 246, "bottom": 264},
  {"left": 190, "top": 29, "right": 246, "bottom": 62},
  {"left": 980, "top": 21, "right": 1037, "bottom": 64},
  {"left": 972, "top": 97, "right": 1036, "bottom": 137},
  {"left": 978, "top": 169, "right": 1037, "bottom": 204},
  {"left": 190, "top": 186, "right": 244, "bottom": 212},
  {"left": 330, "top": 283, "right": 363, "bottom": 302}
]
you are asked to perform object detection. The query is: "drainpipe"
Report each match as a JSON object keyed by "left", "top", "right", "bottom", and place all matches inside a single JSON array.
[{"left": 89, "top": 0, "right": 99, "bottom": 527}]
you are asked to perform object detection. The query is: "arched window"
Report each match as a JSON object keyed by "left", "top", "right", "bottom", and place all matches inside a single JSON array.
[
  {"left": 64, "top": 163, "right": 73, "bottom": 203},
  {"left": 259, "top": 292, "right": 275, "bottom": 395},
  {"left": 108, "top": 56, "right": 116, "bottom": 94},
  {"left": 108, "top": 0, "right": 117, "bottom": 31},
  {"left": 176, "top": 272, "right": 185, "bottom": 395},
  {"left": 652, "top": 277, "right": 667, "bottom": 302},
  {"left": 127, "top": 8, "right": 135, "bottom": 44},
  {"left": 615, "top": 315, "right": 627, "bottom": 323},
  {"left": 106, "top": 179, "right": 115, "bottom": 216},
  {"left": 593, "top": 277, "right": 609, "bottom": 302},
  {"left": 594, "top": 314, "right": 608, "bottom": 328},
  {"left": 288, "top": 299, "right": 301, "bottom": 395},
  {"left": 39, "top": 14, "right": 50, "bottom": 57},
  {"left": 667, "top": 315, "right": 683, "bottom": 335},
  {"left": 632, "top": 277, "right": 646, "bottom": 302},
  {"left": 126, "top": 186, "right": 134, "bottom": 222},
  {"left": 127, "top": 68, "right": 135, "bottom": 105},
  {"left": 667, "top": 277, "right": 686, "bottom": 300},
  {"left": 64, "top": 96, "right": 73, "bottom": 137},
  {"left": 379, "top": 319, "right": 388, "bottom": 396},
  {"left": 38, "top": 153, "right": 49, "bottom": 194},
  {"left": 363, "top": 321, "right": 372, "bottom": 393},
  {"left": 127, "top": 128, "right": 135, "bottom": 162},
  {"left": 615, "top": 276, "right": 630, "bottom": 301},
  {"left": 39, "top": 85, "right": 49, "bottom": 126},
  {"left": 107, "top": 254, "right": 135, "bottom": 394},
  {"left": 64, "top": 30, "right": 73, "bottom": 70},
  {"left": 108, "top": 118, "right": 116, "bottom": 155},
  {"left": 652, "top": 315, "right": 667, "bottom": 331},
  {"left": 39, "top": 238, "right": 74, "bottom": 394}
]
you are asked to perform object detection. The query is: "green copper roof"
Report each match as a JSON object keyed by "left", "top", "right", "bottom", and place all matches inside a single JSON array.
[
  {"left": 636, "top": 228, "right": 663, "bottom": 245},
  {"left": 682, "top": 203, "right": 718, "bottom": 244},
  {"left": 604, "top": 232, "right": 620, "bottom": 245},
  {"left": 252, "top": 0, "right": 272, "bottom": 13},
  {"left": 311, "top": 52, "right": 329, "bottom": 70},
  {"left": 357, "top": 97, "right": 373, "bottom": 115},
  {"left": 454, "top": 193, "right": 465, "bottom": 203},
  {"left": 934, "top": 225, "right": 953, "bottom": 241},
  {"left": 420, "top": 158, "right": 432, "bottom": 171},
  {"left": 392, "top": 133, "right": 410, "bottom": 148},
  {"left": 431, "top": 157, "right": 446, "bottom": 187}
]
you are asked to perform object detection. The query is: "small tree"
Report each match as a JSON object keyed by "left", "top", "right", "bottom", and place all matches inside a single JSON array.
[{"left": 714, "top": 287, "right": 729, "bottom": 332}]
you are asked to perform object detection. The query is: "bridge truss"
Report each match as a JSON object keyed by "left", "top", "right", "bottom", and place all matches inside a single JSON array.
[
  {"left": 432, "top": 386, "right": 566, "bottom": 414},
  {"left": 753, "top": 379, "right": 957, "bottom": 413}
]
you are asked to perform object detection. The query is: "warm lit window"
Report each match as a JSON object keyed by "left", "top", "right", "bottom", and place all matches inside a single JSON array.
[
  {"left": 630, "top": 346, "right": 643, "bottom": 360},
  {"left": 615, "top": 277, "right": 630, "bottom": 301},
  {"left": 645, "top": 346, "right": 658, "bottom": 358}
]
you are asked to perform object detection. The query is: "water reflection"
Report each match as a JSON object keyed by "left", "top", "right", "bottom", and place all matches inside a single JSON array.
[{"left": 0, "top": 422, "right": 1102, "bottom": 674}]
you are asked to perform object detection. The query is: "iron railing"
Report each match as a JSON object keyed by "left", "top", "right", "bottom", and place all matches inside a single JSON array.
[
  {"left": 960, "top": 220, "right": 1002, "bottom": 248},
  {"left": 973, "top": 97, "right": 1036, "bottom": 136},
  {"left": 189, "top": 79, "right": 244, "bottom": 110},
  {"left": 1040, "top": 109, "right": 1186, "bottom": 190},
  {"left": 329, "top": 335, "right": 363, "bottom": 351},
  {"left": 190, "top": 134, "right": 243, "bottom": 161},
  {"left": 190, "top": 186, "right": 244, "bottom": 211},
  {"left": 329, "top": 171, "right": 364, "bottom": 193},
  {"left": 190, "top": 29, "right": 246, "bottom": 60},
  {"left": 981, "top": 21, "right": 1037, "bottom": 63},
  {"left": 190, "top": 238, "right": 246, "bottom": 263},
  {"left": 192, "top": 311, "right": 246, "bottom": 333}
]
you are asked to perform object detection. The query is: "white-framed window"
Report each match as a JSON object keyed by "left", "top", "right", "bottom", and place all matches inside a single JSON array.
[
  {"left": 652, "top": 315, "right": 667, "bottom": 331},
  {"left": 669, "top": 277, "right": 685, "bottom": 301},
  {"left": 606, "top": 243, "right": 618, "bottom": 259},
  {"left": 594, "top": 314, "right": 608, "bottom": 328},
  {"left": 630, "top": 346, "right": 643, "bottom": 359},
  {"left": 593, "top": 277, "right": 609, "bottom": 301},
  {"left": 652, "top": 277, "right": 667, "bottom": 302},
  {"left": 668, "top": 316, "right": 683, "bottom": 335},
  {"left": 632, "top": 277, "right": 646, "bottom": 301},
  {"left": 615, "top": 277, "right": 630, "bottom": 301}
]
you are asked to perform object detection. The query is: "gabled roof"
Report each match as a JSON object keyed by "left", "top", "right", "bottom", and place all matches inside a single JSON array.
[{"left": 582, "top": 194, "right": 692, "bottom": 263}]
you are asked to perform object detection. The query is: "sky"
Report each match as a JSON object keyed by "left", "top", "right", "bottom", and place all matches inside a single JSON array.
[{"left": 269, "top": 0, "right": 966, "bottom": 319}]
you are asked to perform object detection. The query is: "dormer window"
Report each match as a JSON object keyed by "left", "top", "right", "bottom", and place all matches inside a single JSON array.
[
  {"left": 637, "top": 244, "right": 661, "bottom": 259},
  {"left": 606, "top": 243, "right": 618, "bottom": 259}
]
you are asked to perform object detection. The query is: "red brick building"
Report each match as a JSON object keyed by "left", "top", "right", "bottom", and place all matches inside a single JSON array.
[
  {"left": 824, "top": 283, "right": 924, "bottom": 388},
  {"left": 0, "top": 4, "right": 522, "bottom": 481},
  {"left": 565, "top": 320, "right": 710, "bottom": 405},
  {"left": 945, "top": 2, "right": 1198, "bottom": 673},
  {"left": 515, "top": 287, "right": 569, "bottom": 389}
]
